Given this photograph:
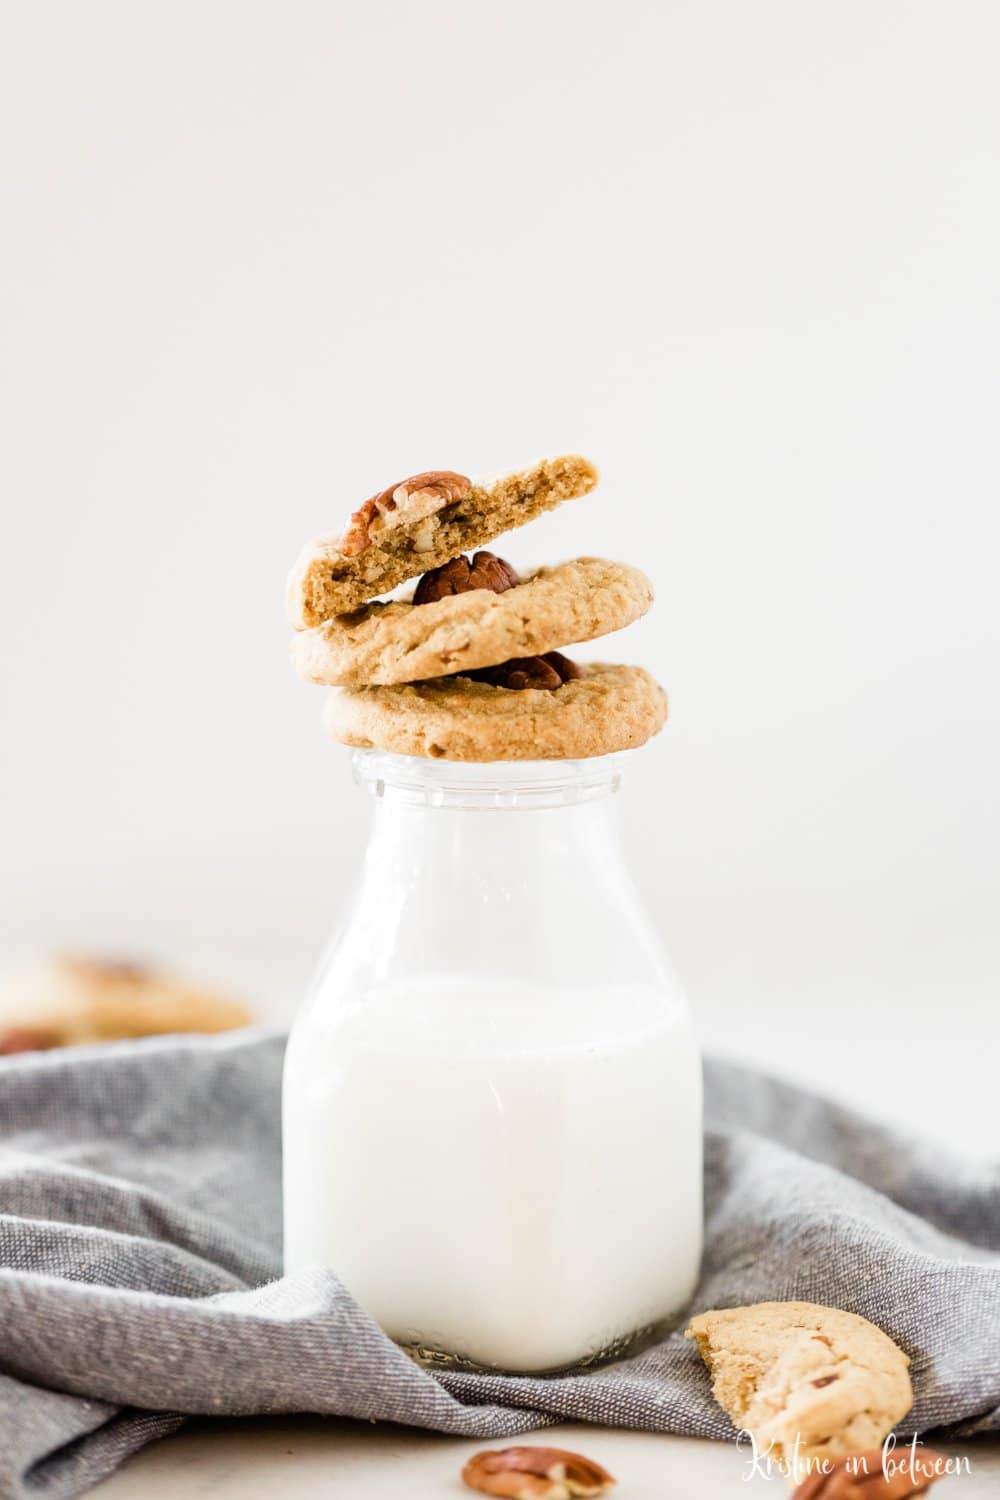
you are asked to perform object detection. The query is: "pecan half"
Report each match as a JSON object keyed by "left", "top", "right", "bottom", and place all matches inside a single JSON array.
[
  {"left": 413, "top": 553, "right": 579, "bottom": 688},
  {"left": 543, "top": 650, "right": 581, "bottom": 682},
  {"left": 339, "top": 471, "right": 472, "bottom": 557},
  {"left": 413, "top": 550, "right": 520, "bottom": 605},
  {"left": 791, "top": 1446, "right": 946, "bottom": 1500},
  {"left": 462, "top": 1446, "right": 615, "bottom": 1500},
  {"left": 471, "top": 652, "right": 580, "bottom": 691}
]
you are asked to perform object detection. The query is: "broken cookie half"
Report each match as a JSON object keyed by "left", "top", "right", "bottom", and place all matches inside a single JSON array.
[
  {"left": 686, "top": 1302, "right": 913, "bottom": 1473},
  {"left": 287, "top": 453, "right": 598, "bottom": 627}
]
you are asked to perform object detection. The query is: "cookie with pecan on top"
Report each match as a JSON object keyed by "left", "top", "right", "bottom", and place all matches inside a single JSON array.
[
  {"left": 325, "top": 662, "right": 667, "bottom": 762},
  {"left": 291, "top": 555, "right": 652, "bottom": 688},
  {"left": 286, "top": 454, "right": 598, "bottom": 627}
]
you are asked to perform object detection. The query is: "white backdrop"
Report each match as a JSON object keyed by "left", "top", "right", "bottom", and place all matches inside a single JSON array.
[{"left": 2, "top": 2, "right": 998, "bottom": 1152}]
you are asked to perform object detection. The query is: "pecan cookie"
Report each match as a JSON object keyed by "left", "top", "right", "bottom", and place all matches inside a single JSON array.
[
  {"left": 325, "top": 663, "right": 667, "bottom": 761},
  {"left": 686, "top": 1302, "right": 913, "bottom": 1470},
  {"left": 286, "top": 454, "right": 598, "bottom": 626},
  {"left": 291, "top": 557, "right": 653, "bottom": 688},
  {"left": 0, "top": 956, "right": 252, "bottom": 1053}
]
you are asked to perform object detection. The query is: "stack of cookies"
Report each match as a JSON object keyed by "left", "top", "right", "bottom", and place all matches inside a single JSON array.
[{"left": 286, "top": 454, "right": 667, "bottom": 761}]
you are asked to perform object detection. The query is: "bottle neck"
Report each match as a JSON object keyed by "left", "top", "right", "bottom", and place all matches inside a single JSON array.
[
  {"left": 352, "top": 749, "right": 624, "bottom": 811},
  {"left": 355, "top": 749, "right": 626, "bottom": 889},
  {"left": 337, "top": 751, "right": 668, "bottom": 993}
]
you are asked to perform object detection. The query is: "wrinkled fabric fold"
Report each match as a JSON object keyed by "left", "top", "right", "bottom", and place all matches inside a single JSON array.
[{"left": 0, "top": 1030, "right": 996, "bottom": 1499}]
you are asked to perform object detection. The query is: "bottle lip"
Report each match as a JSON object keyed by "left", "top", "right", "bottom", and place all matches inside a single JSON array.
[{"left": 351, "top": 749, "right": 623, "bottom": 809}]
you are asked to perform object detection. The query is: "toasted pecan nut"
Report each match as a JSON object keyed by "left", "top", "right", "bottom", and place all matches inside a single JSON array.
[
  {"left": 339, "top": 471, "right": 473, "bottom": 558},
  {"left": 544, "top": 650, "right": 581, "bottom": 682},
  {"left": 471, "top": 652, "right": 580, "bottom": 691},
  {"left": 472, "top": 656, "right": 563, "bottom": 690},
  {"left": 791, "top": 1446, "right": 946, "bottom": 1499},
  {"left": 413, "top": 550, "right": 520, "bottom": 604},
  {"left": 462, "top": 1446, "right": 615, "bottom": 1500}
]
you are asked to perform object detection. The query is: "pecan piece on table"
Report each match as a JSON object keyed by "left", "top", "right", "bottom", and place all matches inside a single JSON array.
[
  {"left": 413, "top": 550, "right": 520, "bottom": 604},
  {"left": 791, "top": 1446, "right": 946, "bottom": 1499},
  {"left": 339, "top": 470, "right": 473, "bottom": 558},
  {"left": 462, "top": 1446, "right": 615, "bottom": 1500}
]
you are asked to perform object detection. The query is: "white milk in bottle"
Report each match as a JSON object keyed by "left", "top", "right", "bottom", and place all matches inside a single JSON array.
[{"left": 282, "top": 752, "right": 703, "bottom": 1373}]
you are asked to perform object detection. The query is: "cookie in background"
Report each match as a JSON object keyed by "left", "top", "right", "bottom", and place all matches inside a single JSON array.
[{"left": 0, "top": 956, "right": 253, "bottom": 1054}]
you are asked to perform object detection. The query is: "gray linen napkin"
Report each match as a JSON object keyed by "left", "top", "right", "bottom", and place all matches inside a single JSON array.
[{"left": 0, "top": 1030, "right": 997, "bottom": 1499}]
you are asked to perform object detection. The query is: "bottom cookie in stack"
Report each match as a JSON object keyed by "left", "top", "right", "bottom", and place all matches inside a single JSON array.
[{"left": 325, "top": 661, "right": 667, "bottom": 762}]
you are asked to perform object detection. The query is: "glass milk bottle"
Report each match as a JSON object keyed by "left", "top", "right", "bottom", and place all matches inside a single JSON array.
[{"left": 283, "top": 750, "right": 702, "bottom": 1374}]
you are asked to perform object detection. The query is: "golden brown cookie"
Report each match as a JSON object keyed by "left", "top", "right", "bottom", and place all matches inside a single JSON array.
[
  {"left": 291, "top": 558, "right": 653, "bottom": 688},
  {"left": 0, "top": 956, "right": 252, "bottom": 1053},
  {"left": 325, "top": 663, "right": 667, "bottom": 761},
  {"left": 685, "top": 1302, "right": 913, "bottom": 1469},
  {"left": 287, "top": 454, "right": 598, "bottom": 627}
]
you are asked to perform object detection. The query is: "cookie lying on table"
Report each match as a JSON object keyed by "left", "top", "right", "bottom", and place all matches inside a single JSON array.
[
  {"left": 686, "top": 1302, "right": 913, "bottom": 1471},
  {"left": 0, "top": 956, "right": 252, "bottom": 1054}
]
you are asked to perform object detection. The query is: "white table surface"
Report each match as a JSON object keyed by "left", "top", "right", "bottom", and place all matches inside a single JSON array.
[{"left": 91, "top": 1418, "right": 999, "bottom": 1498}]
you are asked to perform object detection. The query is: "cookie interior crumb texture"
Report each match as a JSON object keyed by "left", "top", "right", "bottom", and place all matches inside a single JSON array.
[
  {"left": 685, "top": 1301, "right": 913, "bottom": 1466},
  {"left": 325, "top": 662, "right": 668, "bottom": 762},
  {"left": 287, "top": 453, "right": 598, "bottom": 627}
]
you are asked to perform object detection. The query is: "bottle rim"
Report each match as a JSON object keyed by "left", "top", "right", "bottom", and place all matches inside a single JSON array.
[{"left": 351, "top": 749, "right": 623, "bottom": 809}]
